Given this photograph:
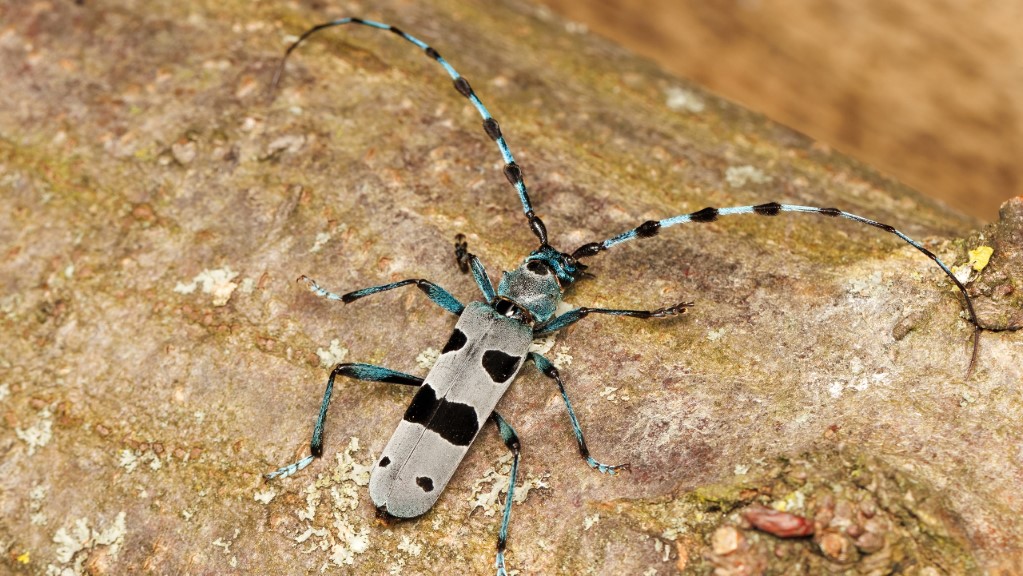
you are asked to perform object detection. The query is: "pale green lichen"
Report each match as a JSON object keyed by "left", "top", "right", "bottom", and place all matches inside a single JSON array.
[
  {"left": 173, "top": 267, "right": 240, "bottom": 306},
  {"left": 15, "top": 408, "right": 52, "bottom": 456},
  {"left": 316, "top": 339, "right": 349, "bottom": 368}
]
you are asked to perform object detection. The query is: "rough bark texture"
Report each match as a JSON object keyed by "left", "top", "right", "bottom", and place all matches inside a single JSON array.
[{"left": 1, "top": 1, "right": 1020, "bottom": 575}]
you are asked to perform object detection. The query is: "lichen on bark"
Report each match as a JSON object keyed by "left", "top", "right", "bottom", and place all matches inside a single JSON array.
[{"left": 0, "top": 1, "right": 1020, "bottom": 574}]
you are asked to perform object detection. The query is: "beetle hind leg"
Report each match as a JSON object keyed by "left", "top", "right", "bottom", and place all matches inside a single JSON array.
[
  {"left": 265, "top": 363, "right": 422, "bottom": 481},
  {"left": 490, "top": 411, "right": 521, "bottom": 576}
]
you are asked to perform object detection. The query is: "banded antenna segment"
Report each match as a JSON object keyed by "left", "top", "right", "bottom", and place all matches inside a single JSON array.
[
  {"left": 571, "top": 201, "right": 985, "bottom": 375},
  {"left": 270, "top": 17, "right": 541, "bottom": 239}
]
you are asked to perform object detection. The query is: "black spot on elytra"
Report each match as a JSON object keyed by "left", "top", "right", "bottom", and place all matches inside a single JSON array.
[
  {"left": 403, "top": 384, "right": 438, "bottom": 424},
  {"left": 428, "top": 400, "right": 479, "bottom": 446},
  {"left": 482, "top": 350, "right": 521, "bottom": 383},
  {"left": 379, "top": 456, "right": 391, "bottom": 468},
  {"left": 442, "top": 329, "right": 467, "bottom": 354},
  {"left": 403, "top": 384, "right": 480, "bottom": 446},
  {"left": 416, "top": 476, "right": 434, "bottom": 492}
]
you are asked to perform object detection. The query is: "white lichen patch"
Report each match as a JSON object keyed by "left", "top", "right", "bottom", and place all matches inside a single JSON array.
[
  {"left": 953, "top": 265, "right": 971, "bottom": 285},
  {"left": 15, "top": 408, "right": 52, "bottom": 456},
  {"left": 528, "top": 333, "right": 557, "bottom": 356},
  {"left": 827, "top": 372, "right": 888, "bottom": 399},
  {"left": 211, "top": 528, "right": 241, "bottom": 569},
  {"left": 706, "top": 328, "right": 727, "bottom": 342},
  {"left": 773, "top": 489, "right": 806, "bottom": 512},
  {"left": 665, "top": 86, "right": 706, "bottom": 114},
  {"left": 309, "top": 224, "right": 347, "bottom": 253},
  {"left": 583, "top": 514, "right": 600, "bottom": 531},
  {"left": 238, "top": 277, "right": 255, "bottom": 294},
  {"left": 954, "top": 245, "right": 995, "bottom": 283},
  {"left": 529, "top": 301, "right": 575, "bottom": 355},
  {"left": 416, "top": 347, "right": 440, "bottom": 370},
  {"left": 733, "top": 464, "right": 750, "bottom": 475},
  {"left": 828, "top": 381, "right": 844, "bottom": 399},
  {"left": 397, "top": 535, "right": 422, "bottom": 557},
  {"left": 293, "top": 526, "right": 323, "bottom": 545},
  {"left": 388, "top": 535, "right": 425, "bottom": 576},
  {"left": 0, "top": 292, "right": 22, "bottom": 317},
  {"left": 599, "top": 386, "right": 631, "bottom": 404},
  {"left": 725, "top": 165, "right": 771, "bottom": 189},
  {"left": 316, "top": 339, "right": 348, "bottom": 368},
  {"left": 254, "top": 488, "right": 276, "bottom": 504},
  {"left": 469, "top": 453, "right": 550, "bottom": 517},
  {"left": 310, "top": 232, "right": 332, "bottom": 253},
  {"left": 211, "top": 531, "right": 237, "bottom": 554},
  {"left": 53, "top": 519, "right": 90, "bottom": 563},
  {"left": 0, "top": 382, "right": 9, "bottom": 401},
  {"left": 286, "top": 438, "right": 376, "bottom": 569},
  {"left": 329, "top": 518, "right": 370, "bottom": 566},
  {"left": 553, "top": 347, "right": 573, "bottom": 369},
  {"left": 118, "top": 450, "right": 139, "bottom": 472},
  {"left": 50, "top": 512, "right": 127, "bottom": 571},
  {"left": 659, "top": 539, "right": 672, "bottom": 563},
  {"left": 847, "top": 271, "right": 884, "bottom": 296},
  {"left": 661, "top": 521, "right": 689, "bottom": 540},
  {"left": 30, "top": 484, "right": 48, "bottom": 525},
  {"left": 296, "top": 483, "right": 320, "bottom": 522},
  {"left": 266, "top": 134, "right": 306, "bottom": 156},
  {"left": 326, "top": 442, "right": 373, "bottom": 510},
  {"left": 564, "top": 20, "right": 588, "bottom": 34},
  {"left": 174, "top": 267, "right": 240, "bottom": 306}
]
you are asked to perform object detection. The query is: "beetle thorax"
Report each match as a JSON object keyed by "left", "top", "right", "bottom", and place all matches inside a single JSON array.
[{"left": 496, "top": 260, "right": 563, "bottom": 324}]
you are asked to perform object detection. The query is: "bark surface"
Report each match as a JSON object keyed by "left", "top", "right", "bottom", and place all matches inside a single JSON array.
[{"left": 1, "top": 1, "right": 1020, "bottom": 574}]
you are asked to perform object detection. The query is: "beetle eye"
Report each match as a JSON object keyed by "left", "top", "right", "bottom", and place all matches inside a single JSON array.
[{"left": 526, "top": 260, "right": 551, "bottom": 275}]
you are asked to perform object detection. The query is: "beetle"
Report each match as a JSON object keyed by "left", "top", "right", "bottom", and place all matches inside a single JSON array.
[{"left": 263, "top": 17, "right": 987, "bottom": 575}]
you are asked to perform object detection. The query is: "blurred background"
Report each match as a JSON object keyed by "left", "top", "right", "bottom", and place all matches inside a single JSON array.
[{"left": 539, "top": 0, "right": 1021, "bottom": 222}]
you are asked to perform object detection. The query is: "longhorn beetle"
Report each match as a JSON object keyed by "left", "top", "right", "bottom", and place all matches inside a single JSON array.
[{"left": 264, "top": 17, "right": 988, "bottom": 575}]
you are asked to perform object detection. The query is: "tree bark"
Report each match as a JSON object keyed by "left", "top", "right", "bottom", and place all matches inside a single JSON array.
[{"left": 1, "top": 1, "right": 1020, "bottom": 574}]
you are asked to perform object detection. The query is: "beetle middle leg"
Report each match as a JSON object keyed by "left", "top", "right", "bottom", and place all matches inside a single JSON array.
[{"left": 265, "top": 363, "right": 422, "bottom": 480}]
